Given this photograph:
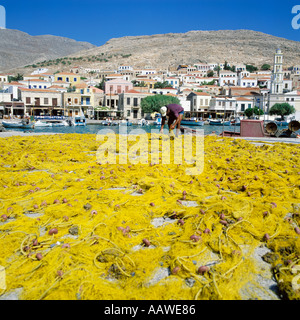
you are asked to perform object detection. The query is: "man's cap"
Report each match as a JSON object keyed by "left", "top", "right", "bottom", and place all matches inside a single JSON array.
[{"left": 160, "top": 106, "right": 167, "bottom": 117}]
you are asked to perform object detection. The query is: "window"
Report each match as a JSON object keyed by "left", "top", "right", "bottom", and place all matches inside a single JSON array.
[
  {"left": 74, "top": 98, "right": 78, "bottom": 104},
  {"left": 86, "top": 97, "right": 90, "bottom": 105},
  {"left": 248, "top": 104, "right": 251, "bottom": 109},
  {"left": 44, "top": 98, "right": 49, "bottom": 105},
  {"left": 127, "top": 110, "right": 130, "bottom": 117},
  {"left": 133, "top": 98, "right": 138, "bottom": 107},
  {"left": 26, "top": 97, "right": 31, "bottom": 104},
  {"left": 117, "top": 85, "right": 121, "bottom": 94},
  {"left": 127, "top": 97, "right": 130, "bottom": 105},
  {"left": 52, "top": 98, "right": 58, "bottom": 106},
  {"left": 57, "top": 77, "right": 62, "bottom": 81},
  {"left": 74, "top": 78, "right": 77, "bottom": 82}
]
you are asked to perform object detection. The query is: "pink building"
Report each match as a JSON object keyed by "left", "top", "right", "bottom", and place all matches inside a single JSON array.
[{"left": 104, "top": 78, "right": 133, "bottom": 95}]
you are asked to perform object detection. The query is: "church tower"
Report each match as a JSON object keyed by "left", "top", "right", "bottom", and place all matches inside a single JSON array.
[
  {"left": 0, "top": 5, "right": 6, "bottom": 29},
  {"left": 270, "top": 48, "right": 283, "bottom": 94}
]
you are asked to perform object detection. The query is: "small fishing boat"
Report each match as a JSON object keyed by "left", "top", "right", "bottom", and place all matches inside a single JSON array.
[
  {"left": 34, "top": 120, "right": 52, "bottom": 127},
  {"left": 275, "top": 120, "right": 289, "bottom": 127},
  {"left": 2, "top": 119, "right": 34, "bottom": 129},
  {"left": 138, "top": 119, "right": 149, "bottom": 126},
  {"left": 209, "top": 119, "right": 231, "bottom": 126},
  {"left": 72, "top": 116, "right": 86, "bottom": 126},
  {"left": 154, "top": 117, "right": 162, "bottom": 125},
  {"left": 181, "top": 119, "right": 204, "bottom": 126},
  {"left": 46, "top": 120, "right": 70, "bottom": 127},
  {"left": 231, "top": 117, "right": 241, "bottom": 126}
]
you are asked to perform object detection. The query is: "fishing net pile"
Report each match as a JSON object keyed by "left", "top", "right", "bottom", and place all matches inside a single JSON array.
[{"left": 0, "top": 133, "right": 299, "bottom": 300}]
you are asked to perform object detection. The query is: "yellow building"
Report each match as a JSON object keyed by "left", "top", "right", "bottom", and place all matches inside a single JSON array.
[{"left": 54, "top": 72, "right": 80, "bottom": 87}]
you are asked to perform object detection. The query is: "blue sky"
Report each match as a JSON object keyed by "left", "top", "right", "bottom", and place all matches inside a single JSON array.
[{"left": 1, "top": 0, "right": 299, "bottom": 46}]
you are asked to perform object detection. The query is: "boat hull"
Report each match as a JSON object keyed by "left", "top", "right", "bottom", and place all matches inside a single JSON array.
[
  {"left": 2, "top": 121, "right": 34, "bottom": 129},
  {"left": 181, "top": 120, "right": 204, "bottom": 126},
  {"left": 209, "top": 120, "right": 231, "bottom": 126}
]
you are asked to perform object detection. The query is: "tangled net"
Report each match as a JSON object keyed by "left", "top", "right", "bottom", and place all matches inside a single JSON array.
[{"left": 0, "top": 133, "right": 299, "bottom": 300}]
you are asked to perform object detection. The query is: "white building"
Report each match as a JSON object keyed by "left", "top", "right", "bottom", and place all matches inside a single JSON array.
[
  {"left": 293, "top": 65, "right": 300, "bottom": 75},
  {"left": 186, "top": 91, "right": 212, "bottom": 113},
  {"left": 118, "top": 65, "right": 133, "bottom": 72},
  {"left": 19, "top": 79, "right": 52, "bottom": 90},
  {"left": 238, "top": 76, "right": 258, "bottom": 88},
  {"left": 219, "top": 70, "right": 237, "bottom": 86},
  {"left": 165, "top": 77, "right": 180, "bottom": 89},
  {"left": 31, "top": 68, "right": 49, "bottom": 75},
  {"left": 209, "top": 96, "right": 237, "bottom": 113},
  {"left": 236, "top": 64, "right": 247, "bottom": 72}
]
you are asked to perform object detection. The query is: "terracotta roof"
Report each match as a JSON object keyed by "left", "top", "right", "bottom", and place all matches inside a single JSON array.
[
  {"left": 75, "top": 83, "right": 88, "bottom": 89},
  {"left": 192, "top": 92, "right": 211, "bottom": 96},
  {"left": 55, "top": 72, "right": 77, "bottom": 76},
  {"left": 90, "top": 86, "right": 104, "bottom": 93},
  {"left": 53, "top": 80, "right": 68, "bottom": 84},
  {"left": 165, "top": 93, "right": 177, "bottom": 97},
  {"left": 20, "top": 88, "right": 60, "bottom": 93},
  {"left": 126, "top": 89, "right": 151, "bottom": 94},
  {"left": 235, "top": 97, "right": 252, "bottom": 101},
  {"left": 4, "top": 81, "right": 25, "bottom": 86},
  {"left": 49, "top": 85, "right": 67, "bottom": 90}
]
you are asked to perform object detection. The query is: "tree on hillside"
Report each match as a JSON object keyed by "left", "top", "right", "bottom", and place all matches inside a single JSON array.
[
  {"left": 154, "top": 81, "right": 169, "bottom": 89},
  {"left": 261, "top": 64, "right": 271, "bottom": 71},
  {"left": 8, "top": 73, "right": 23, "bottom": 82},
  {"left": 141, "top": 95, "right": 180, "bottom": 114},
  {"left": 224, "top": 61, "right": 231, "bottom": 71},
  {"left": 246, "top": 65, "right": 258, "bottom": 73},
  {"left": 269, "top": 103, "right": 295, "bottom": 120},
  {"left": 207, "top": 70, "right": 214, "bottom": 77},
  {"left": 214, "top": 65, "right": 221, "bottom": 76}
]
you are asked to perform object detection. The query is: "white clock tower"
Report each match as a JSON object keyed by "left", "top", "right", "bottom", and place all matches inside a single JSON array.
[{"left": 271, "top": 48, "right": 283, "bottom": 94}]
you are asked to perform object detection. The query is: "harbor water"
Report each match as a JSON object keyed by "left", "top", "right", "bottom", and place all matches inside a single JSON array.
[{"left": 2, "top": 123, "right": 241, "bottom": 136}]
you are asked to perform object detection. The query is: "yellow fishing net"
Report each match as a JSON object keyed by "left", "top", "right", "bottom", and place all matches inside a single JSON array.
[{"left": 0, "top": 133, "right": 299, "bottom": 300}]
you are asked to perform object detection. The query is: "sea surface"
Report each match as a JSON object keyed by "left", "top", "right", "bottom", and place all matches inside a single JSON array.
[{"left": 4, "top": 124, "right": 242, "bottom": 136}]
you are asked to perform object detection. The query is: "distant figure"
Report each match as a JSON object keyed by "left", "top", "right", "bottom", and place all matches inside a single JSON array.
[{"left": 160, "top": 104, "right": 184, "bottom": 137}]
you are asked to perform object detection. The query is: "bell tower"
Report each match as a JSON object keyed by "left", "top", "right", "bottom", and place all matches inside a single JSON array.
[{"left": 271, "top": 48, "right": 283, "bottom": 94}]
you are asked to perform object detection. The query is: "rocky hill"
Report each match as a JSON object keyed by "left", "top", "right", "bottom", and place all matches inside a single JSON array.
[
  {"left": 66, "top": 29, "right": 300, "bottom": 71},
  {"left": 4, "top": 29, "right": 300, "bottom": 74},
  {"left": 0, "top": 29, "right": 96, "bottom": 72}
]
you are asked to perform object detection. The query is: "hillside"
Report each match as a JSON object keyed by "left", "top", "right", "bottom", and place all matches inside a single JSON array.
[
  {"left": 0, "top": 29, "right": 96, "bottom": 72},
  {"left": 5, "top": 29, "right": 300, "bottom": 74},
  {"left": 66, "top": 29, "right": 300, "bottom": 70}
]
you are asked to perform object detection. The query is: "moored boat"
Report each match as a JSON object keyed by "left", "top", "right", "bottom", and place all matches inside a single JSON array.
[
  {"left": 2, "top": 120, "right": 34, "bottom": 129},
  {"left": 181, "top": 119, "right": 204, "bottom": 126},
  {"left": 209, "top": 119, "right": 231, "bottom": 126},
  {"left": 72, "top": 116, "right": 86, "bottom": 126}
]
